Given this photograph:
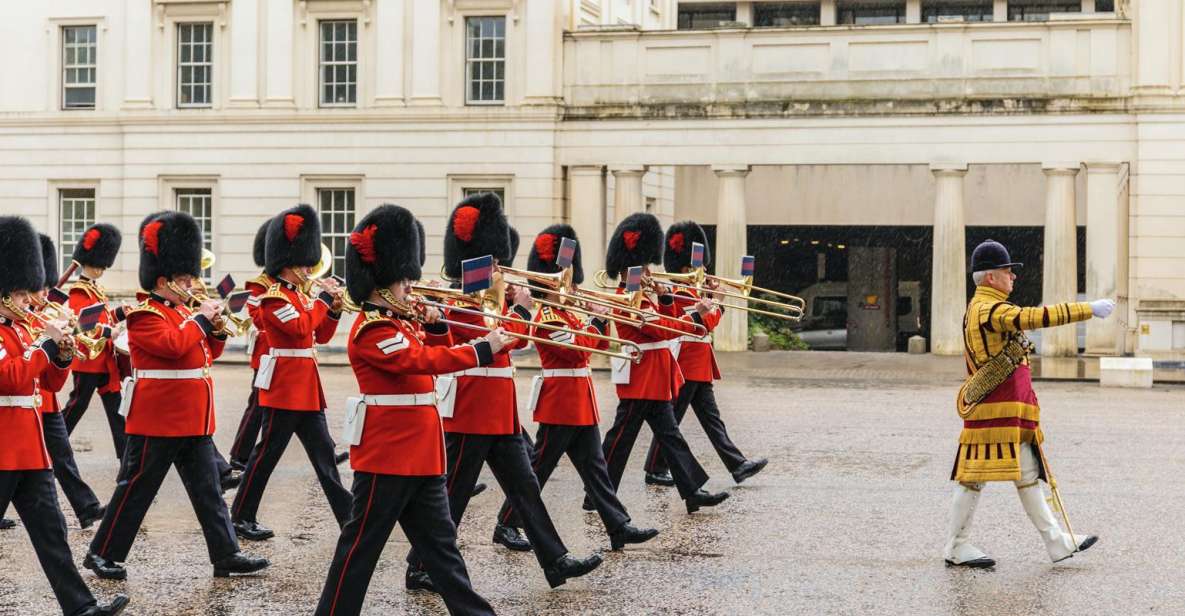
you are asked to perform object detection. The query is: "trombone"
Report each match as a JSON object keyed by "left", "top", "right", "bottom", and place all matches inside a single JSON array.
[{"left": 593, "top": 268, "right": 804, "bottom": 322}]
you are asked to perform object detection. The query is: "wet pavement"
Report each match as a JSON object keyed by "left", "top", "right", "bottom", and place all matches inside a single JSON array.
[{"left": 1, "top": 351, "right": 1183, "bottom": 615}]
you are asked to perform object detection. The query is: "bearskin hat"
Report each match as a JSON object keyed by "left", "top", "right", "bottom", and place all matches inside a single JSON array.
[
  {"left": 252, "top": 219, "right": 271, "bottom": 268},
  {"left": 345, "top": 204, "right": 422, "bottom": 305},
  {"left": 39, "top": 234, "right": 58, "bottom": 290},
  {"left": 72, "top": 223, "right": 121, "bottom": 269},
  {"left": 265, "top": 204, "right": 322, "bottom": 277},
  {"left": 414, "top": 218, "right": 426, "bottom": 267},
  {"left": 528, "top": 224, "right": 583, "bottom": 285},
  {"left": 605, "top": 213, "right": 663, "bottom": 279},
  {"left": 137, "top": 211, "right": 202, "bottom": 291},
  {"left": 664, "top": 220, "right": 710, "bottom": 273},
  {"left": 506, "top": 227, "right": 520, "bottom": 268},
  {"left": 443, "top": 192, "right": 511, "bottom": 279},
  {"left": 0, "top": 217, "right": 45, "bottom": 296}
]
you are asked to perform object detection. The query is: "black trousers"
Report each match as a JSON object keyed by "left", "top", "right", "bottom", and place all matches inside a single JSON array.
[
  {"left": 498, "top": 423, "right": 630, "bottom": 535},
  {"left": 644, "top": 381, "right": 746, "bottom": 475},
  {"left": 89, "top": 434, "right": 239, "bottom": 564},
  {"left": 231, "top": 407, "right": 351, "bottom": 526},
  {"left": 62, "top": 371, "right": 126, "bottom": 460},
  {"left": 316, "top": 473, "right": 494, "bottom": 616},
  {"left": 229, "top": 381, "right": 262, "bottom": 467},
  {"left": 0, "top": 470, "right": 97, "bottom": 616},
  {"left": 407, "top": 431, "right": 567, "bottom": 571},
  {"left": 602, "top": 399, "right": 709, "bottom": 499},
  {"left": 0, "top": 412, "right": 100, "bottom": 522}
]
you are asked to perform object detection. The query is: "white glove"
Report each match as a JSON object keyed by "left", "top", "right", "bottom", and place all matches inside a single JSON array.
[{"left": 1090, "top": 299, "right": 1116, "bottom": 319}]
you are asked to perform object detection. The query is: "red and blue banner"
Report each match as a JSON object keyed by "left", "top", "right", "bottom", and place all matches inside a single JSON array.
[
  {"left": 462, "top": 255, "right": 494, "bottom": 295},
  {"left": 215, "top": 274, "right": 236, "bottom": 299},
  {"left": 625, "top": 266, "right": 643, "bottom": 292},
  {"left": 741, "top": 255, "right": 755, "bottom": 277},
  {"left": 47, "top": 287, "right": 69, "bottom": 305},
  {"left": 690, "top": 242, "right": 705, "bottom": 269},
  {"left": 77, "top": 302, "right": 106, "bottom": 333},
  {"left": 556, "top": 237, "right": 577, "bottom": 269}
]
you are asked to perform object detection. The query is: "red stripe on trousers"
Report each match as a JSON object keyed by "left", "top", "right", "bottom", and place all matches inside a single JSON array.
[
  {"left": 446, "top": 435, "right": 466, "bottom": 495},
  {"left": 605, "top": 401, "right": 636, "bottom": 470},
  {"left": 329, "top": 476, "right": 377, "bottom": 616},
  {"left": 99, "top": 438, "right": 150, "bottom": 557},
  {"left": 234, "top": 407, "right": 276, "bottom": 518}
]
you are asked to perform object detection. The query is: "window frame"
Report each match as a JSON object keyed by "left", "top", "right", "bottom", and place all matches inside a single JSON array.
[
  {"left": 837, "top": 1, "right": 908, "bottom": 25},
  {"left": 315, "top": 187, "right": 357, "bottom": 279},
  {"left": 176, "top": 22, "right": 215, "bottom": 109},
  {"left": 57, "top": 188, "right": 98, "bottom": 274},
  {"left": 61, "top": 24, "right": 98, "bottom": 110},
  {"left": 676, "top": 2, "right": 738, "bottom": 30},
  {"left": 448, "top": 174, "right": 514, "bottom": 218},
  {"left": 753, "top": 2, "right": 822, "bottom": 27},
  {"left": 464, "top": 15, "right": 507, "bottom": 106},
  {"left": 318, "top": 19, "right": 359, "bottom": 108}
]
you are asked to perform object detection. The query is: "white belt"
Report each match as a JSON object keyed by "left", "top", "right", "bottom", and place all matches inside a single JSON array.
[
  {"left": 135, "top": 368, "right": 208, "bottom": 380},
  {"left": 541, "top": 368, "right": 590, "bottom": 378},
  {"left": 453, "top": 367, "right": 515, "bottom": 378},
  {"left": 676, "top": 335, "right": 711, "bottom": 344},
  {"left": 0, "top": 395, "right": 38, "bottom": 408},
  {"left": 362, "top": 393, "right": 437, "bottom": 407},
  {"left": 269, "top": 348, "right": 317, "bottom": 359},
  {"left": 636, "top": 341, "right": 674, "bottom": 352}
]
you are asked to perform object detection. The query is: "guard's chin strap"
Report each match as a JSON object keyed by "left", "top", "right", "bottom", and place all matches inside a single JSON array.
[{"left": 0, "top": 294, "right": 30, "bottom": 323}]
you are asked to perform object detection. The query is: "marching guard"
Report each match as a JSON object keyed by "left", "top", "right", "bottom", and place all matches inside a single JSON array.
[
  {"left": 944, "top": 239, "right": 1112, "bottom": 568},
  {"left": 642, "top": 221, "right": 767, "bottom": 486},
  {"left": 230, "top": 204, "right": 352, "bottom": 541},
  {"left": 0, "top": 234, "right": 105, "bottom": 531},
  {"left": 83, "top": 211, "right": 269, "bottom": 581},
  {"left": 0, "top": 215, "right": 129, "bottom": 616},
  {"left": 228, "top": 220, "right": 273, "bottom": 471},
  {"left": 492, "top": 225, "right": 659, "bottom": 552},
  {"left": 405, "top": 193, "right": 602, "bottom": 591},
  {"left": 597, "top": 213, "right": 729, "bottom": 513},
  {"left": 315, "top": 204, "right": 498, "bottom": 616},
  {"left": 60, "top": 223, "right": 127, "bottom": 460}
]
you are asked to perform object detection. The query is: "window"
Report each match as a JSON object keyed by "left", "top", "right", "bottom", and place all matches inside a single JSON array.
[
  {"left": 837, "top": 1, "right": 906, "bottom": 24},
  {"left": 465, "top": 17, "right": 506, "bottom": 105},
  {"left": 1007, "top": 1, "right": 1081, "bottom": 21},
  {"left": 317, "top": 188, "right": 356, "bottom": 278},
  {"left": 462, "top": 187, "right": 506, "bottom": 205},
  {"left": 677, "top": 3, "right": 737, "bottom": 29},
  {"left": 896, "top": 296, "right": 913, "bottom": 316},
  {"left": 175, "top": 188, "right": 214, "bottom": 282},
  {"left": 1094, "top": 0, "right": 1114, "bottom": 11},
  {"left": 922, "top": 1, "right": 992, "bottom": 22},
  {"left": 62, "top": 25, "right": 97, "bottom": 109},
  {"left": 59, "top": 189, "right": 96, "bottom": 272},
  {"left": 319, "top": 20, "right": 357, "bottom": 107},
  {"left": 177, "top": 23, "right": 213, "bottom": 108},
  {"left": 755, "top": 2, "right": 822, "bottom": 26}
]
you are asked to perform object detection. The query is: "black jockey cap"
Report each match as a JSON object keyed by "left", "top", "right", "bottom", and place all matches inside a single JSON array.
[{"left": 970, "top": 239, "right": 1023, "bottom": 273}]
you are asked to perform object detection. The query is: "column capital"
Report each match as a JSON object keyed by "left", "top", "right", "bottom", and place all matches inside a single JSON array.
[
  {"left": 568, "top": 165, "right": 605, "bottom": 177},
  {"left": 1084, "top": 161, "right": 1123, "bottom": 174},
  {"left": 929, "top": 162, "right": 968, "bottom": 176},
  {"left": 711, "top": 165, "right": 750, "bottom": 177},
  {"left": 1041, "top": 163, "right": 1081, "bottom": 176},
  {"left": 608, "top": 165, "right": 647, "bottom": 176}
]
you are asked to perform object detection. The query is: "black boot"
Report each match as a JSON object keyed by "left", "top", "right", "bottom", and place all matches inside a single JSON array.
[
  {"left": 645, "top": 471, "right": 675, "bottom": 487},
  {"left": 543, "top": 553, "right": 603, "bottom": 589},
  {"left": 731, "top": 458, "right": 768, "bottom": 484},
  {"left": 685, "top": 489, "right": 730, "bottom": 514},
  {"left": 233, "top": 520, "right": 275, "bottom": 541},
  {"left": 0, "top": 517, "right": 15, "bottom": 530},
  {"left": 213, "top": 552, "right": 270, "bottom": 577},
  {"left": 471, "top": 482, "right": 487, "bottom": 497},
  {"left": 83, "top": 552, "right": 127, "bottom": 581},
  {"left": 335, "top": 451, "right": 350, "bottom": 465},
  {"left": 78, "top": 505, "right": 106, "bottom": 530},
  {"left": 220, "top": 470, "right": 242, "bottom": 492},
  {"left": 77, "top": 594, "right": 130, "bottom": 616},
  {"left": 609, "top": 524, "right": 659, "bottom": 550},
  {"left": 581, "top": 495, "right": 594, "bottom": 511},
  {"left": 492, "top": 524, "right": 531, "bottom": 551},
  {"left": 406, "top": 566, "right": 438, "bottom": 593}
]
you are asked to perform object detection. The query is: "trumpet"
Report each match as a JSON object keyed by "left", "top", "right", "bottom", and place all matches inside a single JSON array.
[
  {"left": 166, "top": 249, "right": 251, "bottom": 337},
  {"left": 28, "top": 301, "right": 106, "bottom": 361}
]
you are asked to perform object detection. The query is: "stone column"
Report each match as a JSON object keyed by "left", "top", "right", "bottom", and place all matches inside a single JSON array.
[
  {"left": 1084, "top": 162, "right": 1125, "bottom": 355},
  {"left": 929, "top": 163, "right": 968, "bottom": 356},
  {"left": 1041, "top": 164, "right": 1081, "bottom": 357},
  {"left": 569, "top": 166, "right": 606, "bottom": 278},
  {"left": 409, "top": 0, "right": 442, "bottom": 105},
  {"left": 610, "top": 166, "right": 646, "bottom": 221},
  {"left": 714, "top": 166, "right": 750, "bottom": 352}
]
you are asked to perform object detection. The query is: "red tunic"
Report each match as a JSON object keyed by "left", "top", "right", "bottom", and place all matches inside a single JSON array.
[
  {"left": 348, "top": 308, "right": 486, "bottom": 475},
  {"left": 244, "top": 274, "right": 274, "bottom": 371},
  {"left": 256, "top": 280, "right": 340, "bottom": 411},
  {"left": 441, "top": 303, "right": 530, "bottom": 435},
  {"left": 671, "top": 288, "right": 722, "bottom": 382},
  {"left": 612, "top": 289, "right": 700, "bottom": 402},
  {"left": 0, "top": 317, "right": 62, "bottom": 470},
  {"left": 67, "top": 279, "right": 121, "bottom": 393},
  {"left": 123, "top": 296, "right": 225, "bottom": 437},
  {"left": 532, "top": 306, "right": 607, "bottom": 426},
  {"left": 16, "top": 321, "right": 70, "bottom": 414}
]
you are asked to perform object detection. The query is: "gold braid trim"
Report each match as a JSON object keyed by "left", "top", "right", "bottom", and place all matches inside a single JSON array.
[
  {"left": 69, "top": 279, "right": 107, "bottom": 303},
  {"left": 352, "top": 311, "right": 391, "bottom": 341},
  {"left": 956, "top": 335, "right": 1033, "bottom": 419},
  {"left": 259, "top": 284, "right": 292, "bottom": 305},
  {"left": 124, "top": 302, "right": 164, "bottom": 320}
]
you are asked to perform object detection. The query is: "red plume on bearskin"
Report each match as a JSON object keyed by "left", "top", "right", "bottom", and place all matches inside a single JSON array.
[
  {"left": 284, "top": 213, "right": 304, "bottom": 242},
  {"left": 350, "top": 224, "right": 379, "bottom": 264},
  {"left": 82, "top": 228, "right": 100, "bottom": 251},
  {"left": 663, "top": 220, "right": 710, "bottom": 272},
  {"left": 142, "top": 221, "right": 163, "bottom": 256},
  {"left": 668, "top": 232, "right": 685, "bottom": 254},
  {"left": 534, "top": 233, "right": 556, "bottom": 263},
  {"left": 623, "top": 231, "right": 640, "bottom": 250},
  {"left": 452, "top": 206, "right": 479, "bottom": 243},
  {"left": 605, "top": 213, "right": 663, "bottom": 278}
]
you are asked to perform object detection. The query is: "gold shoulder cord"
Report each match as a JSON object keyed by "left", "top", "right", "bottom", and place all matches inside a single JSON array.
[{"left": 956, "top": 333, "right": 1034, "bottom": 418}]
